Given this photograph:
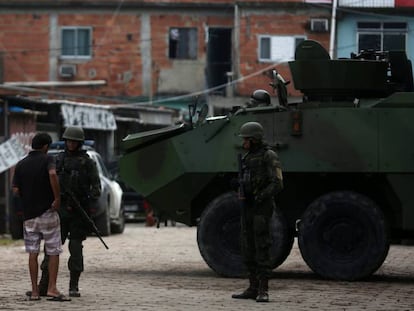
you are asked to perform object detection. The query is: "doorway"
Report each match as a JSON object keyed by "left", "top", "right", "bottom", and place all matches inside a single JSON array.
[{"left": 206, "top": 28, "right": 232, "bottom": 96}]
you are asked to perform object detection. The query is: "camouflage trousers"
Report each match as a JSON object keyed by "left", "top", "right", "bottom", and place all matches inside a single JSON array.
[
  {"left": 60, "top": 213, "right": 89, "bottom": 273},
  {"left": 240, "top": 197, "right": 273, "bottom": 279}
]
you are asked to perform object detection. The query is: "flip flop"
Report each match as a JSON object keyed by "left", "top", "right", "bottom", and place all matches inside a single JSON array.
[
  {"left": 47, "top": 294, "right": 71, "bottom": 302},
  {"left": 26, "top": 290, "right": 47, "bottom": 297},
  {"left": 28, "top": 296, "right": 41, "bottom": 301}
]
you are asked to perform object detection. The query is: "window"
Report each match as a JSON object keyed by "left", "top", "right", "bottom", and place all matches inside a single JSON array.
[
  {"left": 259, "top": 36, "right": 306, "bottom": 62},
  {"left": 357, "top": 22, "right": 407, "bottom": 52},
  {"left": 169, "top": 28, "right": 197, "bottom": 60},
  {"left": 61, "top": 27, "right": 92, "bottom": 59}
]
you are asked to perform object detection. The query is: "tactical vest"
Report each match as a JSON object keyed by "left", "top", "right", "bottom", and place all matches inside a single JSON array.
[
  {"left": 242, "top": 145, "right": 283, "bottom": 197},
  {"left": 56, "top": 150, "right": 93, "bottom": 202}
]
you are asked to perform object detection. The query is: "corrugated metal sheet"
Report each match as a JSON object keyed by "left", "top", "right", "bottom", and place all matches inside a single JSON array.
[
  {"left": 339, "top": 0, "right": 394, "bottom": 7},
  {"left": 338, "top": 0, "right": 414, "bottom": 7}
]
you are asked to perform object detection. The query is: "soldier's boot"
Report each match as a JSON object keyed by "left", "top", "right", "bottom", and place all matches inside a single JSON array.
[
  {"left": 69, "top": 271, "right": 81, "bottom": 297},
  {"left": 25, "top": 268, "right": 49, "bottom": 297},
  {"left": 232, "top": 276, "right": 258, "bottom": 299},
  {"left": 256, "top": 278, "right": 269, "bottom": 303},
  {"left": 38, "top": 270, "right": 49, "bottom": 296}
]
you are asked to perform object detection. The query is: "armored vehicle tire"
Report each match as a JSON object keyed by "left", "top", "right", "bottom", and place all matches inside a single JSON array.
[
  {"left": 298, "top": 191, "right": 390, "bottom": 281},
  {"left": 197, "top": 191, "right": 294, "bottom": 277}
]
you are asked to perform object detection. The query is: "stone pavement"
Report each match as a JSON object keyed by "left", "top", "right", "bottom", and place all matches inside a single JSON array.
[{"left": 1, "top": 223, "right": 414, "bottom": 311}]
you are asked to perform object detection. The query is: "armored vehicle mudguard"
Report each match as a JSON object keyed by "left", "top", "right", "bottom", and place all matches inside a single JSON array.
[{"left": 120, "top": 40, "right": 414, "bottom": 280}]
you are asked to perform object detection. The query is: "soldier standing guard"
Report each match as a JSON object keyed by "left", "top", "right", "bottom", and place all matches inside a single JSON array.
[
  {"left": 57, "top": 126, "right": 101, "bottom": 297},
  {"left": 232, "top": 121, "right": 283, "bottom": 303},
  {"left": 31, "top": 126, "right": 101, "bottom": 298}
]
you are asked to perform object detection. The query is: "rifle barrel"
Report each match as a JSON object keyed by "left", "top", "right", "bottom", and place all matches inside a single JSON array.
[{"left": 66, "top": 190, "right": 109, "bottom": 250}]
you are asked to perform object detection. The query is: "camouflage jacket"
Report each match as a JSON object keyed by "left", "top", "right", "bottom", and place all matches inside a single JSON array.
[
  {"left": 242, "top": 143, "right": 283, "bottom": 202},
  {"left": 56, "top": 150, "right": 101, "bottom": 205}
]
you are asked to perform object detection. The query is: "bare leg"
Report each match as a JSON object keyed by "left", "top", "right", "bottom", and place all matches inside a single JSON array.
[
  {"left": 28, "top": 253, "right": 39, "bottom": 297},
  {"left": 47, "top": 254, "right": 60, "bottom": 296}
]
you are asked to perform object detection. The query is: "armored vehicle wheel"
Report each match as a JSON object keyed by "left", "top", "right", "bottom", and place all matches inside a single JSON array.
[
  {"left": 298, "top": 191, "right": 390, "bottom": 281},
  {"left": 197, "top": 191, "right": 294, "bottom": 277}
]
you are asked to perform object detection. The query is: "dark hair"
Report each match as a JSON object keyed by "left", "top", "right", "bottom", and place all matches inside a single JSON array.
[{"left": 31, "top": 133, "right": 52, "bottom": 149}]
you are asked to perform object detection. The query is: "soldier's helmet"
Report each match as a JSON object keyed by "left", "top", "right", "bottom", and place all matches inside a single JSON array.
[
  {"left": 62, "top": 126, "right": 85, "bottom": 142},
  {"left": 250, "top": 89, "right": 271, "bottom": 106},
  {"left": 239, "top": 122, "right": 264, "bottom": 141}
]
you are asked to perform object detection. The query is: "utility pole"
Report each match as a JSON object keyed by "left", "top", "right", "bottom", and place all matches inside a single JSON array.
[
  {"left": 329, "top": 0, "right": 338, "bottom": 59},
  {"left": 3, "top": 100, "right": 9, "bottom": 234}
]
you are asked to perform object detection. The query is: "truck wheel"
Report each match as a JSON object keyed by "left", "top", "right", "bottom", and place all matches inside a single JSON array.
[
  {"left": 298, "top": 191, "right": 389, "bottom": 281},
  {"left": 197, "top": 191, "right": 294, "bottom": 277},
  {"left": 95, "top": 205, "right": 111, "bottom": 237},
  {"left": 111, "top": 206, "right": 125, "bottom": 234}
]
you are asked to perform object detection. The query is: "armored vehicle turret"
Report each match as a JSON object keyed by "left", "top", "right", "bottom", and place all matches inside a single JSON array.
[{"left": 120, "top": 40, "right": 414, "bottom": 280}]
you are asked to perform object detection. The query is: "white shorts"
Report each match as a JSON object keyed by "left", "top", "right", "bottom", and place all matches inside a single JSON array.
[{"left": 24, "top": 209, "right": 62, "bottom": 256}]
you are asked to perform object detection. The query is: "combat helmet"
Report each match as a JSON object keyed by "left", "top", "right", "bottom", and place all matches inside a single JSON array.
[
  {"left": 62, "top": 126, "right": 85, "bottom": 142},
  {"left": 250, "top": 89, "right": 271, "bottom": 106},
  {"left": 239, "top": 122, "right": 264, "bottom": 141}
]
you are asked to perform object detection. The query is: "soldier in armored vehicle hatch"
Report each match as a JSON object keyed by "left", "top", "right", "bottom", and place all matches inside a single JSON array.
[{"left": 247, "top": 89, "right": 272, "bottom": 107}]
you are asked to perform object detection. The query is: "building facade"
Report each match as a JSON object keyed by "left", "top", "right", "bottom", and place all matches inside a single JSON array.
[
  {"left": 1, "top": 1, "right": 413, "bottom": 104},
  {"left": 336, "top": 0, "right": 414, "bottom": 61},
  {"left": 0, "top": 0, "right": 331, "bottom": 102}
]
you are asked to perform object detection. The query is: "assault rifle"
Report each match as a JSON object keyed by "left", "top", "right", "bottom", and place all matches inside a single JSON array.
[{"left": 65, "top": 189, "right": 109, "bottom": 250}]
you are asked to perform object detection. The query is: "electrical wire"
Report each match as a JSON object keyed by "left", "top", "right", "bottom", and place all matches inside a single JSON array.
[
  {"left": 0, "top": 60, "right": 285, "bottom": 108},
  {"left": 0, "top": 1, "right": 412, "bottom": 106}
]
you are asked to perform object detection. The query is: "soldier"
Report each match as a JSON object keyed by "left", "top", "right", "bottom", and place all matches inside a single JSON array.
[
  {"left": 31, "top": 126, "right": 101, "bottom": 298},
  {"left": 232, "top": 121, "right": 283, "bottom": 303},
  {"left": 247, "top": 89, "right": 271, "bottom": 107},
  {"left": 57, "top": 126, "right": 101, "bottom": 297}
]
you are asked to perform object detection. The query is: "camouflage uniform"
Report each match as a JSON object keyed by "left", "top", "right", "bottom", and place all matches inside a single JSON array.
[
  {"left": 233, "top": 121, "right": 283, "bottom": 303},
  {"left": 57, "top": 148, "right": 101, "bottom": 296},
  {"left": 241, "top": 143, "right": 282, "bottom": 278}
]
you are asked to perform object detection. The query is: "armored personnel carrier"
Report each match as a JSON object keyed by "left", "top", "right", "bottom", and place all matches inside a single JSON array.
[{"left": 120, "top": 40, "right": 414, "bottom": 280}]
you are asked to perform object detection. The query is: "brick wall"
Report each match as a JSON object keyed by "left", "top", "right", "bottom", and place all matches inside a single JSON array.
[
  {"left": 0, "top": 0, "right": 330, "bottom": 101},
  {"left": 237, "top": 10, "right": 330, "bottom": 97}
]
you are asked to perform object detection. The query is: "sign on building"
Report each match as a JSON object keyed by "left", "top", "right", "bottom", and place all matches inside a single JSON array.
[
  {"left": 0, "top": 136, "right": 27, "bottom": 174},
  {"left": 61, "top": 104, "right": 117, "bottom": 130}
]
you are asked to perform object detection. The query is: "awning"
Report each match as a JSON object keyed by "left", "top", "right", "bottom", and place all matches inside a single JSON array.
[
  {"left": 111, "top": 104, "right": 177, "bottom": 127},
  {"left": 1, "top": 95, "right": 118, "bottom": 131}
]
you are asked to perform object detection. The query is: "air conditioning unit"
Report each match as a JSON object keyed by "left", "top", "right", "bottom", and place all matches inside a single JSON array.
[
  {"left": 59, "top": 64, "right": 77, "bottom": 78},
  {"left": 310, "top": 18, "right": 329, "bottom": 33}
]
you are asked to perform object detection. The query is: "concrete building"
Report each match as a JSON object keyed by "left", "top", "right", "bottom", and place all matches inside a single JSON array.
[
  {"left": 0, "top": 1, "right": 332, "bottom": 109},
  {"left": 335, "top": 0, "right": 414, "bottom": 65}
]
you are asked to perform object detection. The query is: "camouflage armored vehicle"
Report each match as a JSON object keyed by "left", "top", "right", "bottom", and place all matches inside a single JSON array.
[{"left": 120, "top": 40, "right": 414, "bottom": 281}]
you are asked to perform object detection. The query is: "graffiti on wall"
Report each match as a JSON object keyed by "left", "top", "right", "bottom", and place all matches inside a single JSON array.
[{"left": 61, "top": 104, "right": 117, "bottom": 130}]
